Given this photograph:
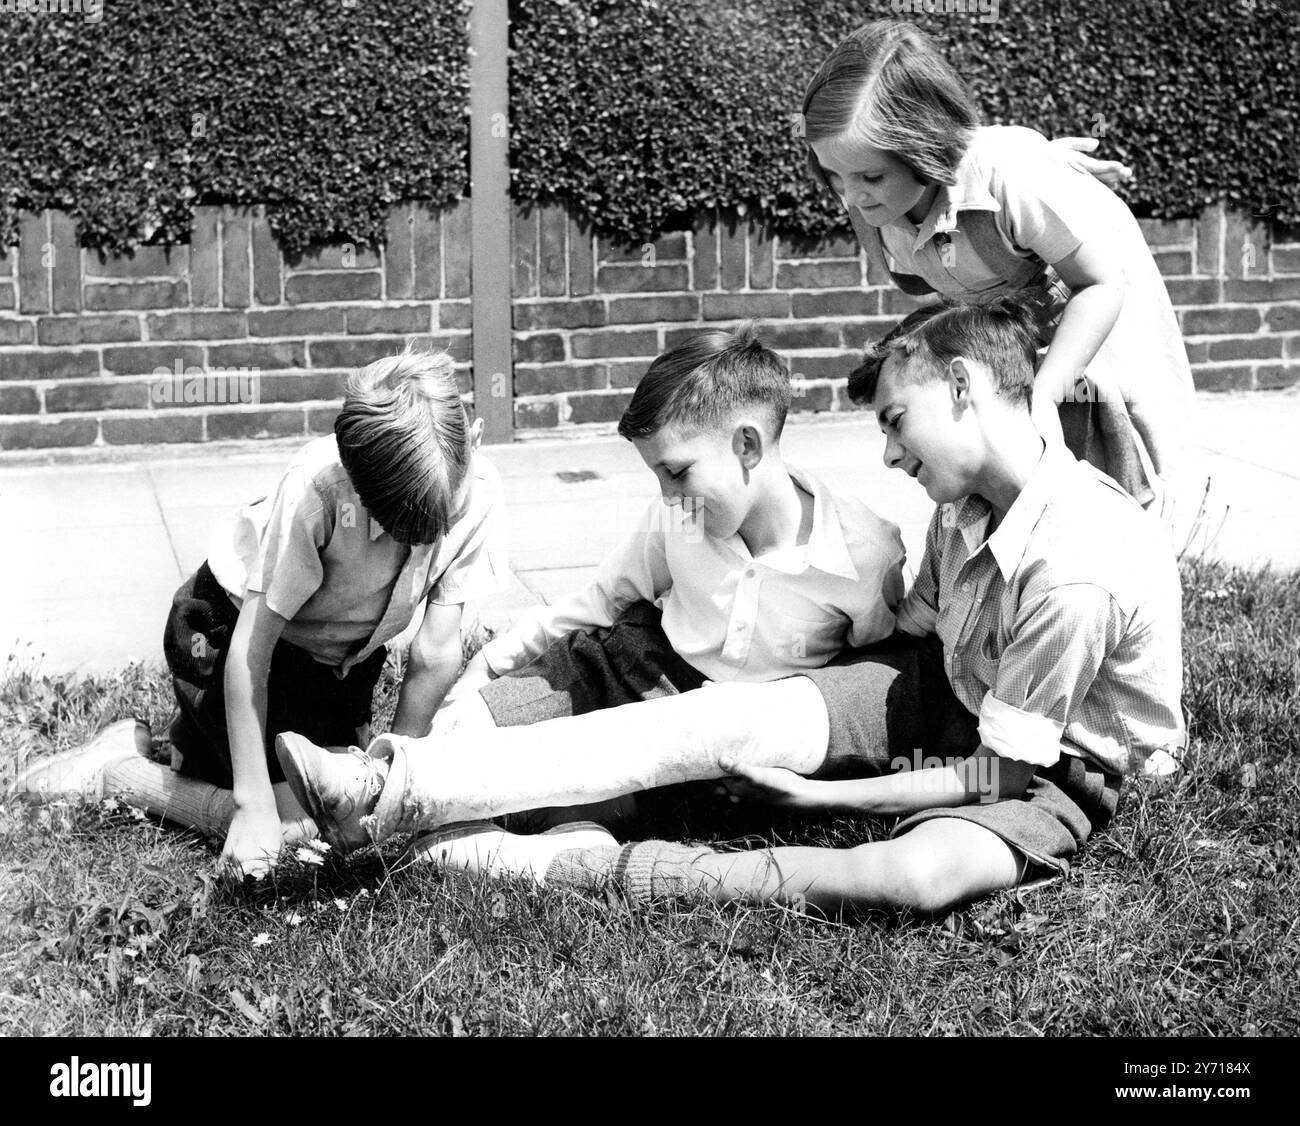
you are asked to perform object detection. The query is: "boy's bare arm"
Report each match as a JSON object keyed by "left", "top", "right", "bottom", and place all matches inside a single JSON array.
[
  {"left": 478, "top": 509, "right": 670, "bottom": 676},
  {"left": 390, "top": 601, "right": 466, "bottom": 737},
  {"left": 721, "top": 745, "right": 1036, "bottom": 817},
  {"left": 223, "top": 592, "right": 289, "bottom": 878}
]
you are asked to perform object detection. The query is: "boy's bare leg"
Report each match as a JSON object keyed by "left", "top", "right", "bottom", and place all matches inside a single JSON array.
[
  {"left": 550, "top": 818, "right": 1026, "bottom": 916},
  {"left": 686, "top": 819, "right": 1024, "bottom": 913}
]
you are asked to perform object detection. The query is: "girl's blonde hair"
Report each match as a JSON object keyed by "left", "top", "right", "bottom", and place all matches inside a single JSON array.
[
  {"left": 802, "top": 20, "right": 978, "bottom": 193},
  {"left": 333, "top": 340, "right": 470, "bottom": 545}
]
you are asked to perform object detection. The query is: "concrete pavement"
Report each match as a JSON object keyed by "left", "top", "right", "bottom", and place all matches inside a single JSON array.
[{"left": 2, "top": 388, "right": 1298, "bottom": 676}]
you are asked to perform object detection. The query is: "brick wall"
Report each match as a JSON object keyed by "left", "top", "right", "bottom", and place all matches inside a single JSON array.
[
  {"left": 0, "top": 204, "right": 472, "bottom": 451},
  {"left": 0, "top": 201, "right": 1297, "bottom": 452}
]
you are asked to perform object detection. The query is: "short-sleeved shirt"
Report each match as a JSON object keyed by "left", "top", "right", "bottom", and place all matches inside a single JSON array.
[
  {"left": 207, "top": 435, "right": 507, "bottom": 675},
  {"left": 879, "top": 125, "right": 1196, "bottom": 490},
  {"left": 480, "top": 463, "right": 906, "bottom": 683},
  {"left": 895, "top": 440, "right": 1185, "bottom": 777}
]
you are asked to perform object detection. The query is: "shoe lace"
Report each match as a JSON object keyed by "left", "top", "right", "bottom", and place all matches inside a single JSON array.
[{"left": 346, "top": 747, "right": 387, "bottom": 801}]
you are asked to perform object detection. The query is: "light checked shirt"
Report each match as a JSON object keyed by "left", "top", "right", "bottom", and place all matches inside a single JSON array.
[
  {"left": 896, "top": 441, "right": 1185, "bottom": 777},
  {"left": 208, "top": 435, "right": 508, "bottom": 676},
  {"left": 480, "top": 464, "right": 906, "bottom": 683}
]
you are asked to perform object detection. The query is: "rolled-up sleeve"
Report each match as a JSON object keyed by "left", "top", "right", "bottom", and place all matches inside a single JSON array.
[{"left": 978, "top": 583, "right": 1123, "bottom": 767}]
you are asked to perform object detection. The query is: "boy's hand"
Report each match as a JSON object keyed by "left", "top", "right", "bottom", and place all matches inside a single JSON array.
[
  {"left": 1050, "top": 136, "right": 1133, "bottom": 188},
  {"left": 717, "top": 759, "right": 824, "bottom": 810},
  {"left": 220, "top": 804, "right": 283, "bottom": 879},
  {"left": 453, "top": 650, "right": 496, "bottom": 698}
]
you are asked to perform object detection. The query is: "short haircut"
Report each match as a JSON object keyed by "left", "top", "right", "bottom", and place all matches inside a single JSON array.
[
  {"left": 334, "top": 340, "right": 471, "bottom": 545},
  {"left": 617, "top": 322, "right": 792, "bottom": 441},
  {"left": 847, "top": 295, "right": 1045, "bottom": 408},
  {"left": 802, "top": 20, "right": 978, "bottom": 193}
]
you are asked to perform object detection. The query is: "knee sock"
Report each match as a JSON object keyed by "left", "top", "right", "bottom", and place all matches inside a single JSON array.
[
  {"left": 545, "top": 841, "right": 715, "bottom": 903},
  {"left": 374, "top": 677, "right": 829, "bottom": 833},
  {"left": 104, "top": 758, "right": 317, "bottom": 846}
]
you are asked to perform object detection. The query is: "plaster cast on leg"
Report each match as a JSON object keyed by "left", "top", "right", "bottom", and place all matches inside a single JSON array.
[
  {"left": 373, "top": 676, "right": 829, "bottom": 832},
  {"left": 423, "top": 686, "right": 636, "bottom": 832}
]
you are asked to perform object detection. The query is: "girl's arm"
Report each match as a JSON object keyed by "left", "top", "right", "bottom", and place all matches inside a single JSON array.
[
  {"left": 1032, "top": 239, "right": 1125, "bottom": 444},
  {"left": 720, "top": 744, "right": 1037, "bottom": 818},
  {"left": 988, "top": 133, "right": 1127, "bottom": 442},
  {"left": 389, "top": 600, "right": 466, "bottom": 737},
  {"left": 223, "top": 592, "right": 289, "bottom": 878}
]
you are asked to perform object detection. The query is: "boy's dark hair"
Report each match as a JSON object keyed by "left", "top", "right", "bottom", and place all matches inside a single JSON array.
[
  {"left": 334, "top": 340, "right": 471, "bottom": 546},
  {"left": 617, "top": 322, "right": 792, "bottom": 441},
  {"left": 847, "top": 295, "right": 1045, "bottom": 407}
]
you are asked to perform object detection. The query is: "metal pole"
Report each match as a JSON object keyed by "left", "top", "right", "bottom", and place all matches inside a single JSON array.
[{"left": 468, "top": 0, "right": 514, "bottom": 443}]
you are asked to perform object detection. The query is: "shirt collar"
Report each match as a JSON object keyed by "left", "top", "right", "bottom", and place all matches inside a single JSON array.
[
  {"left": 902, "top": 143, "right": 1001, "bottom": 252},
  {"left": 778, "top": 463, "right": 860, "bottom": 581},
  {"left": 949, "top": 441, "right": 1073, "bottom": 581}
]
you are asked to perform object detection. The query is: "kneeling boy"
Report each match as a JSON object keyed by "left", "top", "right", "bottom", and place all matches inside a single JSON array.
[{"left": 16, "top": 342, "right": 506, "bottom": 879}]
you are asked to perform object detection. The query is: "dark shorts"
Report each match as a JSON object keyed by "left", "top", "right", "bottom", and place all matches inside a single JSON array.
[
  {"left": 479, "top": 601, "right": 706, "bottom": 727},
  {"left": 163, "top": 561, "right": 387, "bottom": 788},
  {"left": 801, "top": 634, "right": 1122, "bottom": 875}
]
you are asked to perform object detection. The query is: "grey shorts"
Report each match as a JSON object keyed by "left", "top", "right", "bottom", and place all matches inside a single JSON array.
[{"left": 801, "top": 635, "right": 1122, "bottom": 874}]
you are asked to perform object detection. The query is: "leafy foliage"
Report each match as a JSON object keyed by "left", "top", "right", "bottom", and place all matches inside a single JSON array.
[
  {"left": 0, "top": 2, "right": 1296, "bottom": 264},
  {"left": 510, "top": 0, "right": 1300, "bottom": 242},
  {"left": 0, "top": 0, "right": 470, "bottom": 256}
]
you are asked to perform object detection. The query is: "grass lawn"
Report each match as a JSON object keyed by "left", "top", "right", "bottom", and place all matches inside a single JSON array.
[{"left": 1, "top": 557, "right": 1296, "bottom": 1037}]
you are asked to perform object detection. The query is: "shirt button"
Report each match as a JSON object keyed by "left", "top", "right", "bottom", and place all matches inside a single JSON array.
[
  {"left": 962, "top": 582, "right": 972, "bottom": 593},
  {"left": 744, "top": 567, "right": 755, "bottom": 578}
]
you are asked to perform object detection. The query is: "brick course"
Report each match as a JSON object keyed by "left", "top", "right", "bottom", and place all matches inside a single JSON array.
[{"left": 0, "top": 201, "right": 1295, "bottom": 452}]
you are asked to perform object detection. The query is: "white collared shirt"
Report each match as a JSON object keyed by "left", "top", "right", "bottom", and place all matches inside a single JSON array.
[
  {"left": 480, "top": 464, "right": 906, "bottom": 683},
  {"left": 207, "top": 436, "right": 507, "bottom": 675},
  {"left": 897, "top": 442, "right": 1186, "bottom": 777}
]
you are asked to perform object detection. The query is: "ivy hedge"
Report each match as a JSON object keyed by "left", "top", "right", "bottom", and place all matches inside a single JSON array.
[
  {"left": 0, "top": 0, "right": 1295, "bottom": 254},
  {"left": 510, "top": 0, "right": 1300, "bottom": 242},
  {"left": 0, "top": 0, "right": 470, "bottom": 256}
]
